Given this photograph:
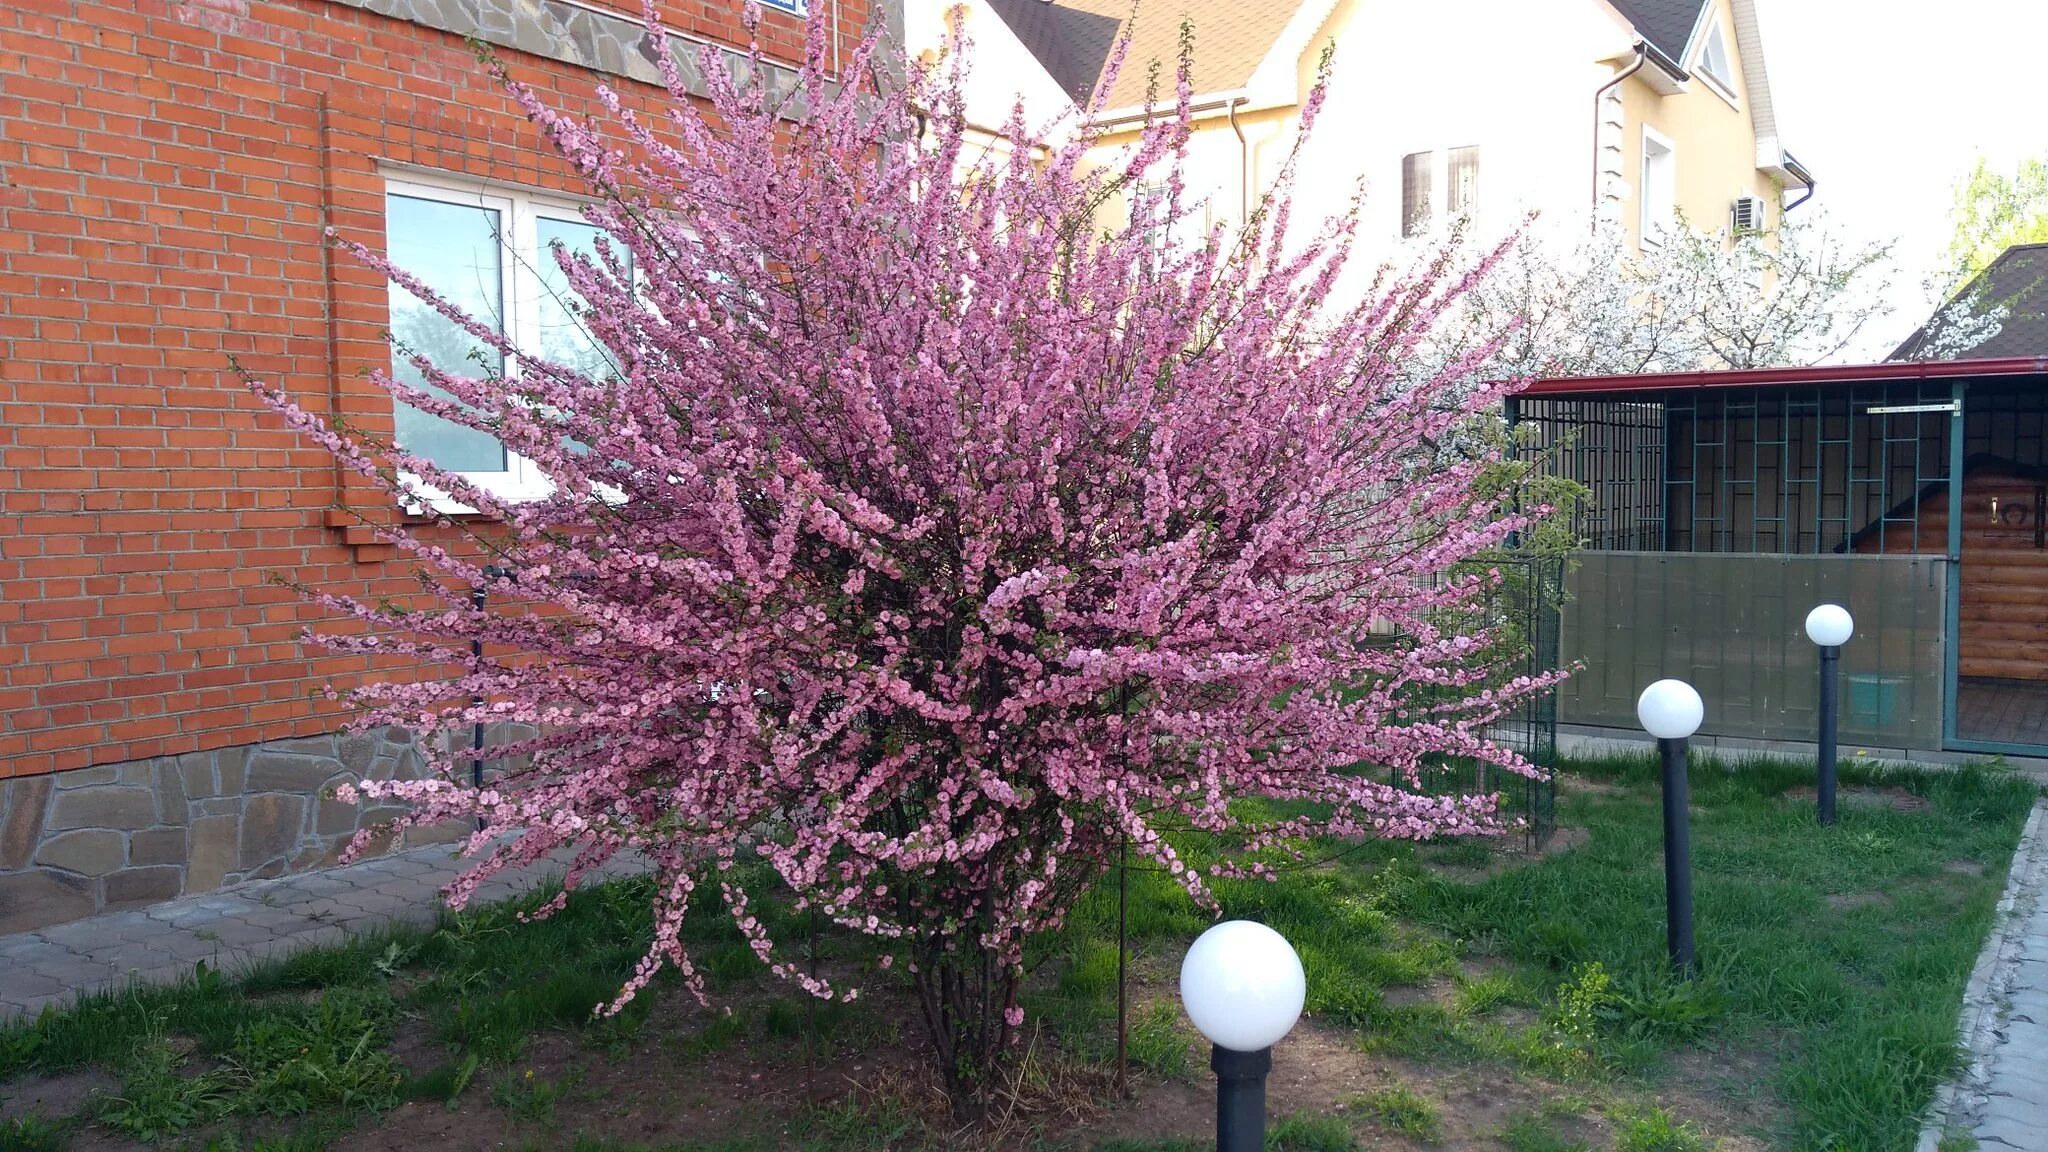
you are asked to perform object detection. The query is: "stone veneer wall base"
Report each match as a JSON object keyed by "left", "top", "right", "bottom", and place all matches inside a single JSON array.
[{"left": 0, "top": 727, "right": 526, "bottom": 934}]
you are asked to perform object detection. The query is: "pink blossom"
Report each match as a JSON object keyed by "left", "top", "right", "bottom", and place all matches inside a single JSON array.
[{"left": 252, "top": 0, "right": 1558, "bottom": 1111}]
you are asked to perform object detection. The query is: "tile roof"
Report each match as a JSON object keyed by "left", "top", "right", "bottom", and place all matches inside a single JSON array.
[
  {"left": 1892, "top": 244, "right": 2048, "bottom": 361},
  {"left": 980, "top": 0, "right": 1123, "bottom": 104},
  {"left": 1604, "top": 0, "right": 1709, "bottom": 62},
  {"left": 983, "top": 0, "right": 1308, "bottom": 110}
]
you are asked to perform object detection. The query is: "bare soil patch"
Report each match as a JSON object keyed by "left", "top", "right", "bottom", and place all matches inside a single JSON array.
[
  {"left": 0, "top": 1068, "right": 117, "bottom": 1124},
  {"left": 1782, "top": 785, "right": 1932, "bottom": 812}
]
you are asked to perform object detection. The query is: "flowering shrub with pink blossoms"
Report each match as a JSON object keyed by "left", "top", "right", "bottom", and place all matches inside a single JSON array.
[{"left": 255, "top": 4, "right": 1555, "bottom": 1110}]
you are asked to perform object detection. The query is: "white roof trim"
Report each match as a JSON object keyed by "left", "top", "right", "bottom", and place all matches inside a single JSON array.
[
  {"left": 1676, "top": 0, "right": 1718, "bottom": 62},
  {"left": 1243, "top": 0, "right": 1346, "bottom": 107},
  {"left": 1728, "top": 0, "right": 1779, "bottom": 146},
  {"left": 1089, "top": 87, "right": 1257, "bottom": 126}
]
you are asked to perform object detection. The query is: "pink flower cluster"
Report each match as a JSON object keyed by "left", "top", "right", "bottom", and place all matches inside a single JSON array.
[{"left": 255, "top": 0, "right": 1556, "bottom": 1096}]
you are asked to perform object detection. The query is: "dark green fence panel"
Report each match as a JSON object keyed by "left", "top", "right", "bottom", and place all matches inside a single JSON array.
[{"left": 1558, "top": 551, "right": 1946, "bottom": 747}]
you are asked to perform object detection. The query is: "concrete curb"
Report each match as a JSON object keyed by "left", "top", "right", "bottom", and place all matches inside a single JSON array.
[{"left": 1917, "top": 799, "right": 2048, "bottom": 1152}]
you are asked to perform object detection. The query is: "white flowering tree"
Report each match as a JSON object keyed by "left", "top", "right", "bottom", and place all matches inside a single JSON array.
[{"left": 1430, "top": 213, "right": 1903, "bottom": 379}]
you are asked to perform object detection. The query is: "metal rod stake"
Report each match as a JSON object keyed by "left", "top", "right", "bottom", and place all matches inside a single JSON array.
[{"left": 471, "top": 582, "right": 487, "bottom": 832}]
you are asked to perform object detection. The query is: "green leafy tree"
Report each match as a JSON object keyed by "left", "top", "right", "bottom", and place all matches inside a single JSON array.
[{"left": 1945, "top": 156, "right": 2048, "bottom": 282}]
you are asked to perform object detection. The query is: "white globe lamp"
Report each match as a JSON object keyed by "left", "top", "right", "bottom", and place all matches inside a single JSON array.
[
  {"left": 1181, "top": 920, "right": 1305, "bottom": 1152},
  {"left": 1637, "top": 678, "right": 1702, "bottom": 976},
  {"left": 1805, "top": 603, "right": 1853, "bottom": 824},
  {"left": 1635, "top": 679, "right": 1704, "bottom": 741},
  {"left": 1179, "top": 920, "right": 1305, "bottom": 1052},
  {"left": 1805, "top": 604, "right": 1854, "bottom": 648}
]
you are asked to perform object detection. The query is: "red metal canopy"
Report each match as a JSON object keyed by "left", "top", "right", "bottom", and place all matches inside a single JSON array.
[{"left": 1512, "top": 356, "right": 2048, "bottom": 397}]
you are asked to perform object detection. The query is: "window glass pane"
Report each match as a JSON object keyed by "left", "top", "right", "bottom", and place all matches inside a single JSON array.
[
  {"left": 1641, "top": 137, "right": 1675, "bottom": 241},
  {"left": 536, "top": 215, "right": 629, "bottom": 382},
  {"left": 1132, "top": 184, "right": 1167, "bottom": 254},
  {"left": 1401, "top": 152, "right": 1432, "bottom": 238},
  {"left": 1701, "top": 26, "right": 1733, "bottom": 86},
  {"left": 386, "top": 193, "right": 507, "bottom": 473},
  {"left": 1447, "top": 147, "right": 1479, "bottom": 219}
]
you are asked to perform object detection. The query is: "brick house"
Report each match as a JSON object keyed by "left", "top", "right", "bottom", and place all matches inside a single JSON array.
[{"left": 0, "top": 0, "right": 898, "bottom": 931}]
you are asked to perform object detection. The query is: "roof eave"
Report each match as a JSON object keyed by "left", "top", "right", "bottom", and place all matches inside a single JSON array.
[
  {"left": 1087, "top": 87, "right": 1258, "bottom": 128},
  {"left": 1514, "top": 357, "right": 2048, "bottom": 398}
]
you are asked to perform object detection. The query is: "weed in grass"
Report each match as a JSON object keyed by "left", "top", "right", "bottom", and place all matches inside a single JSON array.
[
  {"left": 1124, "top": 1001, "right": 1195, "bottom": 1079},
  {"left": 796, "top": 1087, "right": 921, "bottom": 1151},
  {"left": 1546, "top": 963, "right": 1611, "bottom": 1047},
  {"left": 490, "top": 1066, "right": 580, "bottom": 1125},
  {"left": 1355, "top": 1002, "right": 1478, "bottom": 1064},
  {"left": 679, "top": 1010, "right": 749, "bottom": 1060},
  {"left": 1348, "top": 1084, "right": 1441, "bottom": 1142},
  {"left": 96, "top": 1027, "right": 230, "bottom": 1142},
  {"left": 1499, "top": 1113, "right": 1591, "bottom": 1152},
  {"left": 762, "top": 998, "right": 807, "bottom": 1040},
  {"left": 1610, "top": 1105, "right": 1711, "bottom": 1152},
  {"left": 1937, "top": 1135, "right": 1979, "bottom": 1152},
  {"left": 1055, "top": 939, "right": 1121, "bottom": 999},
  {"left": 1604, "top": 970, "right": 1727, "bottom": 1042},
  {"left": 403, "top": 1050, "right": 478, "bottom": 1107},
  {"left": 1266, "top": 1111, "right": 1359, "bottom": 1152},
  {"left": 0, "top": 1116, "right": 65, "bottom": 1152},
  {"left": 1452, "top": 971, "right": 1520, "bottom": 1017},
  {"left": 371, "top": 940, "right": 421, "bottom": 979},
  {"left": 220, "top": 986, "right": 404, "bottom": 1118},
  {"left": 702, "top": 942, "right": 764, "bottom": 984}
]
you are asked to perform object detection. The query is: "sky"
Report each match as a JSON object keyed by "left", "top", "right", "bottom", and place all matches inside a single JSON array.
[{"left": 1755, "top": 0, "right": 2048, "bottom": 359}]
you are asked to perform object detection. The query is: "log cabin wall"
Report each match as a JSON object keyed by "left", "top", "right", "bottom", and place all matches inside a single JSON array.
[
  {"left": 1961, "top": 384, "right": 2048, "bottom": 683},
  {"left": 1855, "top": 461, "right": 2048, "bottom": 681}
]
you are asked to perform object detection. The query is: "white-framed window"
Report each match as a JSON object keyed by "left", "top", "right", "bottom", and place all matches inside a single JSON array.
[
  {"left": 1696, "top": 22, "right": 1737, "bottom": 102},
  {"left": 1130, "top": 181, "right": 1211, "bottom": 263},
  {"left": 1639, "top": 127, "right": 1676, "bottom": 246},
  {"left": 757, "top": 0, "right": 807, "bottom": 13},
  {"left": 1399, "top": 146, "right": 1481, "bottom": 238},
  {"left": 382, "top": 172, "right": 629, "bottom": 510}
]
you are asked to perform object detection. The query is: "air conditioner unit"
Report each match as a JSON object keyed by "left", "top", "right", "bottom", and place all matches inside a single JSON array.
[{"left": 1730, "top": 194, "right": 1765, "bottom": 235}]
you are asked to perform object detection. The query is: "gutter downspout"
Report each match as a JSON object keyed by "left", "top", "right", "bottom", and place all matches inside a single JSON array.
[
  {"left": 1591, "top": 44, "right": 1647, "bottom": 228},
  {"left": 1783, "top": 153, "right": 1817, "bottom": 213},
  {"left": 1227, "top": 96, "right": 1250, "bottom": 226}
]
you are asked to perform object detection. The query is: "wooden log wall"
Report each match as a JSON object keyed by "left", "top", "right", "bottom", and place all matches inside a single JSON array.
[{"left": 1857, "top": 464, "right": 2048, "bottom": 681}]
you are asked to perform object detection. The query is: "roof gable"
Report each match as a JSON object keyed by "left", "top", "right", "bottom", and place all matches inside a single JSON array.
[
  {"left": 985, "top": 0, "right": 1310, "bottom": 112},
  {"left": 1604, "top": 0, "right": 1711, "bottom": 61},
  {"left": 982, "top": 0, "right": 1122, "bottom": 105},
  {"left": 1892, "top": 245, "right": 2048, "bottom": 361}
]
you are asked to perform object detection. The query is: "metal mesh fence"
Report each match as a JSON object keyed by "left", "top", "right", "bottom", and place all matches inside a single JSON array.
[{"left": 1403, "top": 553, "right": 1564, "bottom": 850}]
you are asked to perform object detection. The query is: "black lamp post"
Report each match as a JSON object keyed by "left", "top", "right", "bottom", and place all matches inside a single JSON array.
[
  {"left": 1637, "top": 679, "right": 1703, "bottom": 976},
  {"left": 1804, "top": 604, "right": 1854, "bottom": 825},
  {"left": 1179, "top": 920, "right": 1305, "bottom": 1152}
]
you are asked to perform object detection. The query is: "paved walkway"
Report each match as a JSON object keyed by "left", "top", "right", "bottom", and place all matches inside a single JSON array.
[
  {"left": 0, "top": 843, "right": 611, "bottom": 1021},
  {"left": 1922, "top": 800, "right": 2048, "bottom": 1150}
]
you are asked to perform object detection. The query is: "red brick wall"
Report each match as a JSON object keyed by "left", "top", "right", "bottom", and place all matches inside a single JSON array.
[{"left": 0, "top": 0, "right": 874, "bottom": 779}]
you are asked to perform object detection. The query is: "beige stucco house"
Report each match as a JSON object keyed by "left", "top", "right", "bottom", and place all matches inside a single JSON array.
[{"left": 916, "top": 0, "right": 1814, "bottom": 264}]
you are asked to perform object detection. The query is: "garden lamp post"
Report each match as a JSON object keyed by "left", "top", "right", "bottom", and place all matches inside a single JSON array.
[
  {"left": 1804, "top": 604, "right": 1854, "bottom": 826},
  {"left": 1180, "top": 920, "right": 1306, "bottom": 1152},
  {"left": 1637, "top": 679, "right": 1703, "bottom": 977}
]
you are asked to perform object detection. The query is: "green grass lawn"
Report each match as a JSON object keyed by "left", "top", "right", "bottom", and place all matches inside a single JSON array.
[{"left": 0, "top": 754, "right": 2034, "bottom": 1152}]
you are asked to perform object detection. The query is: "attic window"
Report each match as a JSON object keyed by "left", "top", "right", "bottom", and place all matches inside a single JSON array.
[{"left": 1697, "top": 23, "right": 1736, "bottom": 96}]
